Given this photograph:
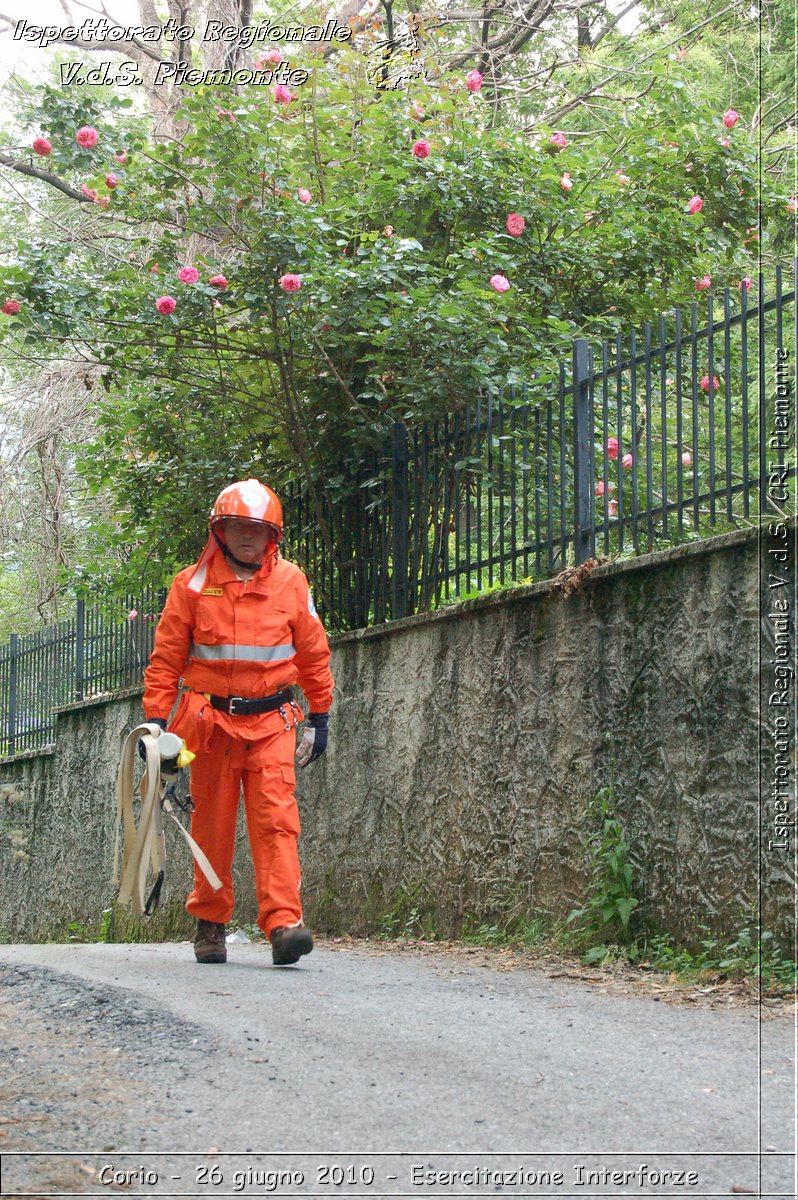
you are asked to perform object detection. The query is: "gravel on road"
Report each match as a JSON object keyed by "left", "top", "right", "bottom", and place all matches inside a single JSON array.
[{"left": 0, "top": 939, "right": 793, "bottom": 1199}]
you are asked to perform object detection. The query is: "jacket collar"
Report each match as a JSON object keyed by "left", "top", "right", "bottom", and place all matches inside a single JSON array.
[{"left": 188, "top": 541, "right": 279, "bottom": 594}]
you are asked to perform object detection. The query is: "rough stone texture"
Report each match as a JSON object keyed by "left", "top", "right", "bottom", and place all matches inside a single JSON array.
[
  {"left": 0, "top": 527, "right": 793, "bottom": 953},
  {"left": 0, "top": 691, "right": 257, "bottom": 942},
  {"left": 298, "top": 525, "right": 794, "bottom": 954}
]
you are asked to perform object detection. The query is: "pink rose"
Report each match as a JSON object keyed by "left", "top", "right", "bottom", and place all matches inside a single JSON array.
[
  {"left": 105, "top": 172, "right": 118, "bottom": 189},
  {"left": 2, "top": 299, "right": 20, "bottom": 315},
  {"left": 560, "top": 172, "right": 573, "bottom": 191},
  {"left": 787, "top": 197, "right": 798, "bottom": 214},
  {"left": 256, "top": 48, "right": 283, "bottom": 66},
  {"left": 465, "top": 70, "right": 483, "bottom": 93},
  {"left": 115, "top": 151, "right": 128, "bottom": 166},
  {"left": 75, "top": 126, "right": 98, "bottom": 149},
  {"left": 681, "top": 451, "right": 692, "bottom": 466},
  {"left": 155, "top": 296, "right": 177, "bottom": 314},
  {"left": 700, "top": 374, "right": 719, "bottom": 393},
  {"left": 209, "top": 275, "right": 228, "bottom": 290},
  {"left": 279, "top": 273, "right": 302, "bottom": 293},
  {"left": 688, "top": 195, "right": 703, "bottom": 214},
  {"left": 695, "top": 275, "right": 711, "bottom": 291},
  {"left": 549, "top": 132, "right": 567, "bottom": 151},
  {"left": 606, "top": 437, "right": 619, "bottom": 461},
  {"left": 410, "top": 101, "right": 425, "bottom": 119},
  {"left": 32, "top": 137, "right": 52, "bottom": 156},
  {"left": 616, "top": 173, "right": 630, "bottom": 187},
  {"left": 718, "top": 137, "right": 731, "bottom": 148},
  {"left": 412, "top": 139, "right": 431, "bottom": 159},
  {"left": 489, "top": 274, "right": 510, "bottom": 293},
  {"left": 621, "top": 453, "right": 634, "bottom": 469},
  {"left": 595, "top": 480, "right": 607, "bottom": 497},
  {"left": 216, "top": 109, "right": 236, "bottom": 122},
  {"left": 505, "top": 213, "right": 525, "bottom": 237},
  {"left": 297, "top": 188, "right": 312, "bottom": 204},
  {"left": 127, "top": 609, "right": 138, "bottom": 622},
  {"left": 80, "top": 184, "right": 98, "bottom": 202},
  {"left": 738, "top": 276, "right": 752, "bottom": 291},
  {"left": 178, "top": 266, "right": 199, "bottom": 284},
  {"left": 722, "top": 109, "right": 739, "bottom": 129},
  {"left": 608, "top": 499, "right": 618, "bottom": 517},
  {"left": 272, "top": 84, "right": 294, "bottom": 104}
]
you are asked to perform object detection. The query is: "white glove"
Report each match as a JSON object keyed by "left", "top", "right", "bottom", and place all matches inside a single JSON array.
[{"left": 295, "top": 727, "right": 316, "bottom": 769}]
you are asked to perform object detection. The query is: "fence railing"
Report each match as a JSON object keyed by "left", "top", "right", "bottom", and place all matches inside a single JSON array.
[
  {"left": 287, "top": 263, "right": 796, "bottom": 629},
  {"left": 0, "top": 590, "right": 164, "bottom": 757},
  {"left": 1, "top": 264, "right": 795, "bottom": 754}
]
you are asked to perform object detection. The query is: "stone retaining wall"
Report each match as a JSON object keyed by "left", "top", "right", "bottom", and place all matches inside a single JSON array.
[{"left": 0, "top": 527, "right": 792, "bottom": 953}]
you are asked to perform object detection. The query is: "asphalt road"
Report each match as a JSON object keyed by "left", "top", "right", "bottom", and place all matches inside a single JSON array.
[{"left": 0, "top": 939, "right": 794, "bottom": 1199}]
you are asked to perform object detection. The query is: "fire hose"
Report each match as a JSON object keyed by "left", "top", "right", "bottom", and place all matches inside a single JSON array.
[{"left": 113, "top": 722, "right": 222, "bottom": 916}]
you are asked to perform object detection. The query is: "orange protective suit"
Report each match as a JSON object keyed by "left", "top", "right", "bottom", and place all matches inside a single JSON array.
[{"left": 142, "top": 548, "right": 334, "bottom": 936}]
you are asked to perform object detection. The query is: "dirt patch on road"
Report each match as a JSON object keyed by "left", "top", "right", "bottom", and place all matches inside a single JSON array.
[
  {"left": 0, "top": 962, "right": 217, "bottom": 1196},
  {"left": 318, "top": 935, "right": 796, "bottom": 1016}
]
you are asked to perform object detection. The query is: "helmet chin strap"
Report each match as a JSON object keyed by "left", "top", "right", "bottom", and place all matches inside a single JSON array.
[{"left": 212, "top": 527, "right": 278, "bottom": 572}]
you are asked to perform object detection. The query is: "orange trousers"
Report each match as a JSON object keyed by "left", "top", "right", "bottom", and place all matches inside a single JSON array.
[{"left": 185, "top": 721, "right": 303, "bottom": 937}]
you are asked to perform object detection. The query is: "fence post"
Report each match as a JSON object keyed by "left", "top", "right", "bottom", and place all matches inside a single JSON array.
[
  {"left": 573, "top": 338, "right": 593, "bottom": 564},
  {"left": 7, "top": 633, "right": 18, "bottom": 757},
  {"left": 391, "top": 422, "right": 409, "bottom": 620},
  {"left": 75, "top": 599, "right": 85, "bottom": 701}
]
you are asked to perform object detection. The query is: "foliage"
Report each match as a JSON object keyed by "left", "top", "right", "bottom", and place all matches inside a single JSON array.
[
  {"left": 460, "top": 914, "right": 559, "bottom": 949},
  {"left": 567, "top": 785, "right": 640, "bottom": 949},
  {"left": 629, "top": 925, "right": 798, "bottom": 994},
  {"left": 0, "top": 3, "right": 793, "bottom": 596},
  {"left": 375, "top": 885, "right": 437, "bottom": 940}
]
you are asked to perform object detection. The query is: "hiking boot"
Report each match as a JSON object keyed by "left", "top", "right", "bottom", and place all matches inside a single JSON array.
[
  {"left": 194, "top": 919, "right": 227, "bottom": 964},
  {"left": 270, "top": 924, "right": 313, "bottom": 966}
]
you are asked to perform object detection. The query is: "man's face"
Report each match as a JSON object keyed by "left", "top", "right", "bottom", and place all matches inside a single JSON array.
[{"left": 221, "top": 518, "right": 273, "bottom": 563}]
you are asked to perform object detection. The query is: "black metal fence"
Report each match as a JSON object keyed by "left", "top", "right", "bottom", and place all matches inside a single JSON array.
[
  {"left": 0, "top": 590, "right": 164, "bottom": 756},
  {"left": 2, "top": 264, "right": 795, "bottom": 754},
  {"left": 287, "top": 264, "right": 796, "bottom": 629}
]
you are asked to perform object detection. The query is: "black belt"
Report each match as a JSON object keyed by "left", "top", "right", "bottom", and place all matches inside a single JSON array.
[{"left": 209, "top": 687, "right": 294, "bottom": 716}]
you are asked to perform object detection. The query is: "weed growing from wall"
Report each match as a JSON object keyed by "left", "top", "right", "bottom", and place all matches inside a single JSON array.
[{"left": 567, "top": 785, "right": 639, "bottom": 960}]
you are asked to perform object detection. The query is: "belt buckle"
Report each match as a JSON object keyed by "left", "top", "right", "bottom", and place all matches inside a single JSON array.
[{"left": 228, "top": 696, "right": 245, "bottom": 715}]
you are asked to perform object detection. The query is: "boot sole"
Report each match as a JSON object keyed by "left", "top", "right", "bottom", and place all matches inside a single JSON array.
[
  {"left": 194, "top": 950, "right": 227, "bottom": 964},
  {"left": 272, "top": 934, "right": 313, "bottom": 966}
]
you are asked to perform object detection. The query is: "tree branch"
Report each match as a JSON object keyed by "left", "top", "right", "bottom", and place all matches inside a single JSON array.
[
  {"left": 538, "top": 1, "right": 745, "bottom": 125},
  {"left": 0, "top": 151, "right": 92, "bottom": 202}
]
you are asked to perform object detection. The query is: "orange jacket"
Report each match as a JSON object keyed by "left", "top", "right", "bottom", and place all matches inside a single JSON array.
[{"left": 143, "top": 552, "right": 334, "bottom": 727}]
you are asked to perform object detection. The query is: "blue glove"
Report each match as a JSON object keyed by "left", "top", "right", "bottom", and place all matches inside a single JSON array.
[
  {"left": 138, "top": 717, "right": 167, "bottom": 761},
  {"left": 296, "top": 712, "right": 329, "bottom": 768}
]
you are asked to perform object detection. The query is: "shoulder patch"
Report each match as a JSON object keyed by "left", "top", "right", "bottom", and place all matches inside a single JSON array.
[{"left": 201, "top": 587, "right": 224, "bottom": 596}]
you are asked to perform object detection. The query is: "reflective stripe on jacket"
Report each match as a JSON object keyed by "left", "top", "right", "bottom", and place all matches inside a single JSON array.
[{"left": 143, "top": 552, "right": 334, "bottom": 722}]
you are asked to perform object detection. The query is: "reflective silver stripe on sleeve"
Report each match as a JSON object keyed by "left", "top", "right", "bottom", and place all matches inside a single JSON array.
[{"left": 189, "top": 642, "right": 296, "bottom": 662}]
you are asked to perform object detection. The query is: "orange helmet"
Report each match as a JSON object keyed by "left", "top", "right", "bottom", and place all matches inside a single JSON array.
[
  {"left": 210, "top": 479, "right": 283, "bottom": 540},
  {"left": 187, "top": 479, "right": 282, "bottom": 594}
]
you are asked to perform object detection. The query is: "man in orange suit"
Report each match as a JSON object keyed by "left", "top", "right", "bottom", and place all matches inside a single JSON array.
[{"left": 143, "top": 479, "right": 334, "bottom": 967}]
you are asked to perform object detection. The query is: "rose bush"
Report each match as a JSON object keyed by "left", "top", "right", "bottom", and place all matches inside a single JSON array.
[{"left": 0, "top": 44, "right": 788, "bottom": 590}]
